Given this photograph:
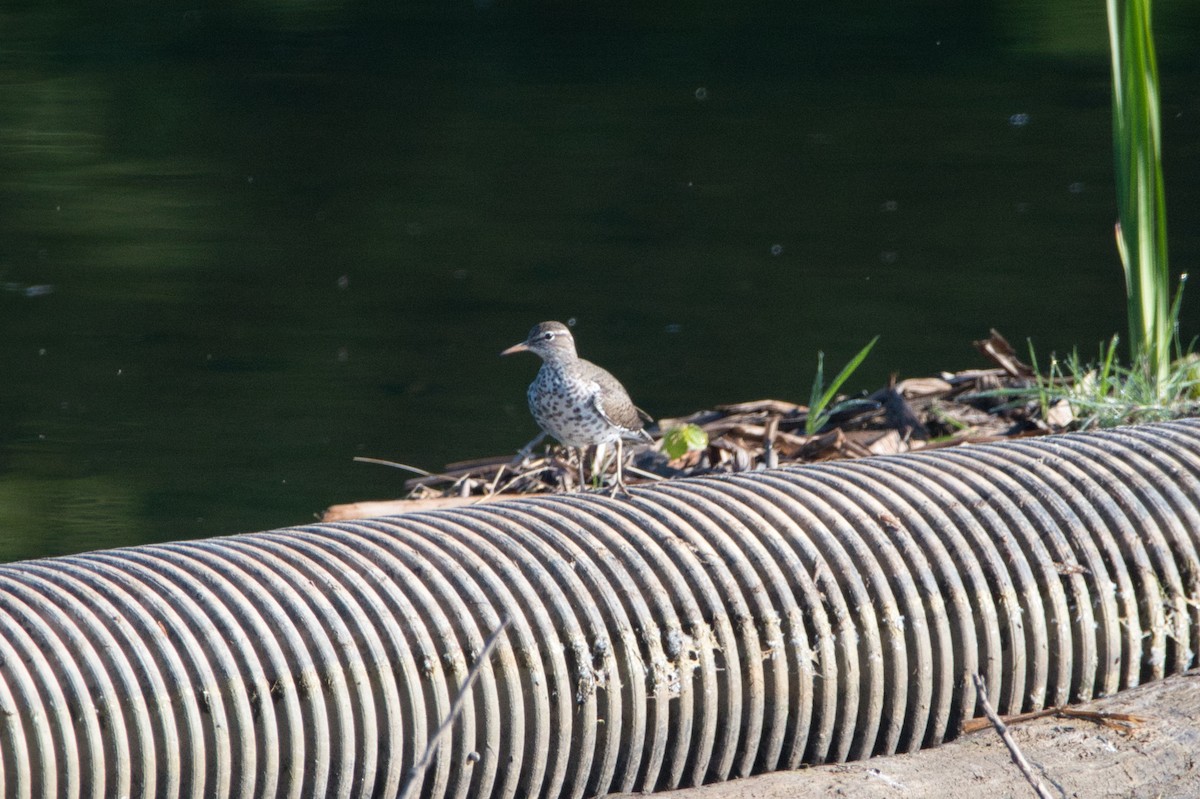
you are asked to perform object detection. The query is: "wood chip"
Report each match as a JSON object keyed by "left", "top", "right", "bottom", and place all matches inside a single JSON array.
[
  {"left": 716, "top": 399, "right": 806, "bottom": 415},
  {"left": 323, "top": 494, "right": 504, "bottom": 521},
  {"left": 896, "top": 376, "right": 954, "bottom": 396},
  {"left": 973, "top": 329, "right": 1035, "bottom": 378},
  {"left": 1045, "top": 399, "right": 1074, "bottom": 429},
  {"left": 865, "top": 429, "right": 908, "bottom": 455}
]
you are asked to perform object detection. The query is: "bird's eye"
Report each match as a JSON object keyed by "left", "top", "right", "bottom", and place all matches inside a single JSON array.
[{"left": 542, "top": 332, "right": 555, "bottom": 340}]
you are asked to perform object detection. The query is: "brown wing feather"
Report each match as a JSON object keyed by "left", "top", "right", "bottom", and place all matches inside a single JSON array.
[{"left": 578, "top": 359, "right": 646, "bottom": 433}]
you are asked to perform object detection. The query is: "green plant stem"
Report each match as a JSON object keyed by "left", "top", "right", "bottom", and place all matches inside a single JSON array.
[{"left": 1107, "top": 0, "right": 1171, "bottom": 394}]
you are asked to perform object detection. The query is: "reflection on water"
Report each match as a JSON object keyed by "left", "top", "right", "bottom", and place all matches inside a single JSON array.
[{"left": 1, "top": 2, "right": 1197, "bottom": 558}]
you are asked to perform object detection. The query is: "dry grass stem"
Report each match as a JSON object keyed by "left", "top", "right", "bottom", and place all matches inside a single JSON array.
[
  {"left": 397, "top": 616, "right": 512, "bottom": 799},
  {"left": 970, "top": 674, "right": 1055, "bottom": 799}
]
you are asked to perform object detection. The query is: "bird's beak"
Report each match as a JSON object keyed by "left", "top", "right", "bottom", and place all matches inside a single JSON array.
[{"left": 500, "top": 341, "right": 529, "bottom": 356}]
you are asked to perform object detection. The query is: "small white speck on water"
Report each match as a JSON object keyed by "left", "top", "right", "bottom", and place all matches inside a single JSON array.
[
  {"left": 694, "top": 87, "right": 708, "bottom": 101},
  {"left": 1008, "top": 112, "right": 1031, "bottom": 127}
]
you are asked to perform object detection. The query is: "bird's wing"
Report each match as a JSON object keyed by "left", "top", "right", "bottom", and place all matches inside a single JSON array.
[{"left": 580, "top": 361, "right": 646, "bottom": 433}]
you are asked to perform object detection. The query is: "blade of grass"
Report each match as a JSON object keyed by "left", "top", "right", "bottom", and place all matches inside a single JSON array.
[
  {"left": 807, "top": 350, "right": 826, "bottom": 429},
  {"left": 805, "top": 336, "right": 879, "bottom": 435}
]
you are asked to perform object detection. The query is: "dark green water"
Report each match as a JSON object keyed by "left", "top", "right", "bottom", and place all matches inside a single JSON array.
[{"left": 2, "top": 1, "right": 1198, "bottom": 559}]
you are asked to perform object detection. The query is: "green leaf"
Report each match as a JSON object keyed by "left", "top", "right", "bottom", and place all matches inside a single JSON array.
[{"left": 662, "top": 424, "right": 709, "bottom": 460}]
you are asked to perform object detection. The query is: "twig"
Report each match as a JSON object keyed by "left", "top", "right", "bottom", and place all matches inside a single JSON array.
[
  {"left": 762, "top": 415, "right": 780, "bottom": 469},
  {"left": 972, "top": 674, "right": 1055, "bottom": 799},
  {"left": 353, "top": 456, "right": 462, "bottom": 485},
  {"left": 484, "top": 464, "right": 508, "bottom": 497},
  {"left": 623, "top": 464, "right": 666, "bottom": 482},
  {"left": 962, "top": 704, "right": 1147, "bottom": 735},
  {"left": 1053, "top": 707, "right": 1147, "bottom": 730},
  {"left": 508, "top": 432, "right": 548, "bottom": 466},
  {"left": 491, "top": 464, "right": 554, "bottom": 496},
  {"left": 353, "top": 456, "right": 436, "bottom": 474},
  {"left": 397, "top": 616, "right": 512, "bottom": 799}
]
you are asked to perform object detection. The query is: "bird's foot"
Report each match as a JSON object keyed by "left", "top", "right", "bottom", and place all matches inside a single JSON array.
[{"left": 607, "top": 480, "right": 632, "bottom": 499}]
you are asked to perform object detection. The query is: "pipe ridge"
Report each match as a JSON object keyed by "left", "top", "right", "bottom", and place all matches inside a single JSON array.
[
  {"left": 746, "top": 471, "right": 903, "bottom": 759},
  {"left": 12, "top": 563, "right": 160, "bottom": 798},
  {"left": 348, "top": 519, "right": 512, "bottom": 799},
  {"left": 515, "top": 497, "right": 685, "bottom": 792},
  {"left": 473, "top": 501, "right": 647, "bottom": 797},
  {"left": 1003, "top": 438, "right": 1180, "bottom": 682},
  {"left": 230, "top": 534, "right": 402, "bottom": 798},
  {"left": 315, "top": 523, "right": 466, "bottom": 799},
  {"left": 648, "top": 480, "right": 821, "bottom": 772},
  {"left": 402, "top": 508, "right": 598, "bottom": 799},
  {"left": 906, "top": 447, "right": 1105, "bottom": 704},
  {"left": 572, "top": 494, "right": 736, "bottom": 790},
  {"left": 623, "top": 486, "right": 764, "bottom": 783},
  {"left": 718, "top": 472, "right": 876, "bottom": 762},
  {"left": 809, "top": 461, "right": 970, "bottom": 748}
]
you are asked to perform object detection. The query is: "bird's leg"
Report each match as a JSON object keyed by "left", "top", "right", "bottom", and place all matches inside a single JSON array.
[
  {"left": 609, "top": 438, "right": 631, "bottom": 497},
  {"left": 587, "top": 444, "right": 604, "bottom": 490},
  {"left": 592, "top": 443, "right": 607, "bottom": 490},
  {"left": 576, "top": 447, "right": 587, "bottom": 489}
]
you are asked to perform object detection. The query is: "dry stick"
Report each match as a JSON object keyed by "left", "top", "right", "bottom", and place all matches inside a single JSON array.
[
  {"left": 624, "top": 464, "right": 666, "bottom": 482},
  {"left": 508, "top": 431, "right": 548, "bottom": 466},
  {"left": 762, "top": 416, "right": 780, "bottom": 470},
  {"left": 397, "top": 616, "right": 512, "bottom": 799},
  {"left": 972, "top": 674, "right": 1055, "bottom": 799},
  {"left": 353, "top": 456, "right": 463, "bottom": 484},
  {"left": 962, "top": 705, "right": 1147, "bottom": 735},
  {"left": 491, "top": 465, "right": 554, "bottom": 496},
  {"left": 484, "top": 463, "right": 509, "bottom": 496}
]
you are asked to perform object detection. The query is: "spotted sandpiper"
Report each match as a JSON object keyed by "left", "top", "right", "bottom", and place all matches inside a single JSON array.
[{"left": 502, "top": 321, "right": 653, "bottom": 492}]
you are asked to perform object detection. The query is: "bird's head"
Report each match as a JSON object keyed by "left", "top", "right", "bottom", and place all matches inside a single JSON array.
[{"left": 501, "top": 321, "right": 577, "bottom": 362}]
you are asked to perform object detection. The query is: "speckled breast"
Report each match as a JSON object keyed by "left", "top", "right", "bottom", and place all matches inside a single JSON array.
[{"left": 527, "top": 367, "right": 620, "bottom": 447}]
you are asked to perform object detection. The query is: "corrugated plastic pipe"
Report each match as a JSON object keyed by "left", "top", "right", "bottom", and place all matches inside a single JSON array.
[{"left": 1, "top": 419, "right": 1199, "bottom": 798}]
